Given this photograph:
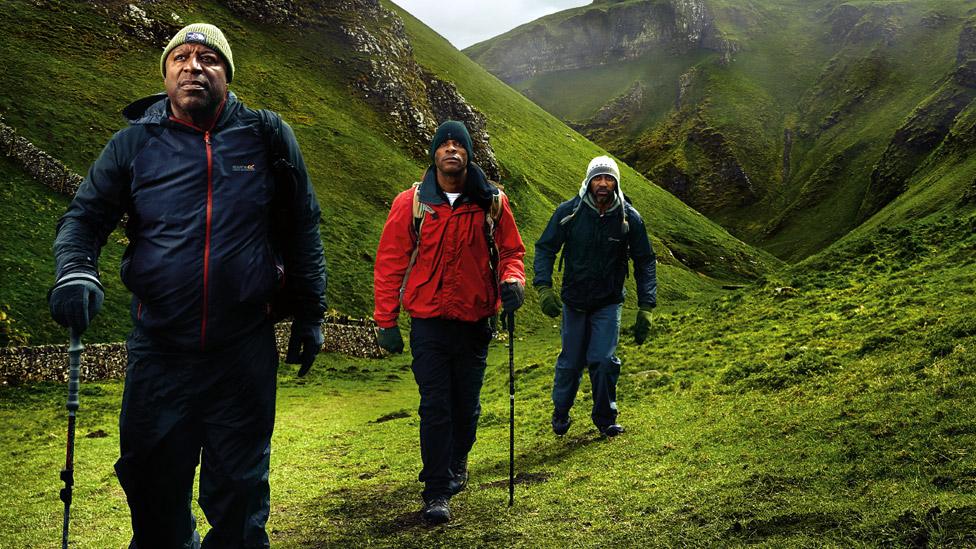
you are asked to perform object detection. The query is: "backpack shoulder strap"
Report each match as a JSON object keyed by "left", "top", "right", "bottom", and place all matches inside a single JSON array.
[
  {"left": 488, "top": 188, "right": 503, "bottom": 223},
  {"left": 401, "top": 182, "right": 428, "bottom": 301},
  {"left": 257, "top": 109, "right": 285, "bottom": 159}
]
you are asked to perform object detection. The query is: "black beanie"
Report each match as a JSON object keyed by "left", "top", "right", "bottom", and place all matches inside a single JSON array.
[{"left": 429, "top": 120, "right": 473, "bottom": 165}]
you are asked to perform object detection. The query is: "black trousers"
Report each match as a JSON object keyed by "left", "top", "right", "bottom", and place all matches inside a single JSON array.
[
  {"left": 114, "top": 322, "right": 278, "bottom": 548},
  {"left": 409, "top": 317, "right": 492, "bottom": 501}
]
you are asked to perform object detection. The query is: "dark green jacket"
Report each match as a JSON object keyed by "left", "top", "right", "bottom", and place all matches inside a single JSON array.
[{"left": 533, "top": 196, "right": 656, "bottom": 311}]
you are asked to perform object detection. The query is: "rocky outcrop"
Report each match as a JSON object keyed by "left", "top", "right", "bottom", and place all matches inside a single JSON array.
[
  {"left": 676, "top": 67, "right": 699, "bottom": 109},
  {"left": 959, "top": 17, "right": 976, "bottom": 65},
  {"left": 117, "top": 3, "right": 183, "bottom": 47},
  {"left": 638, "top": 114, "right": 757, "bottom": 215},
  {"left": 858, "top": 21, "right": 976, "bottom": 221},
  {"left": 467, "top": 0, "right": 734, "bottom": 84},
  {"left": 572, "top": 82, "right": 645, "bottom": 142},
  {"left": 686, "top": 125, "right": 756, "bottom": 208},
  {"left": 221, "top": 0, "right": 304, "bottom": 26},
  {"left": 825, "top": 3, "right": 902, "bottom": 46},
  {"left": 782, "top": 128, "right": 794, "bottom": 182},
  {"left": 0, "top": 318, "right": 385, "bottom": 385},
  {"left": 334, "top": 0, "right": 500, "bottom": 180}
]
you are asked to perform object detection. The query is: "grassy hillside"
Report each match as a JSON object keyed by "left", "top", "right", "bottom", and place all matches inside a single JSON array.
[
  {"left": 466, "top": 0, "right": 973, "bottom": 261},
  {"left": 0, "top": 0, "right": 774, "bottom": 347}
]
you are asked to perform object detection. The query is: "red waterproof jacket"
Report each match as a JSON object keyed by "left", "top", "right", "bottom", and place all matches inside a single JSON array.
[{"left": 374, "top": 165, "right": 525, "bottom": 328}]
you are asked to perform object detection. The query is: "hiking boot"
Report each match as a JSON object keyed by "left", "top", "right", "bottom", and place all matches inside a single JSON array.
[
  {"left": 448, "top": 455, "right": 468, "bottom": 495},
  {"left": 599, "top": 423, "right": 625, "bottom": 437},
  {"left": 552, "top": 411, "right": 571, "bottom": 436},
  {"left": 422, "top": 496, "right": 451, "bottom": 524}
]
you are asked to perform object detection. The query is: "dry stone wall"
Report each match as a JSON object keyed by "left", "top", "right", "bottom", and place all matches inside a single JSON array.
[
  {"left": 0, "top": 115, "right": 83, "bottom": 197},
  {"left": 2, "top": 320, "right": 385, "bottom": 385}
]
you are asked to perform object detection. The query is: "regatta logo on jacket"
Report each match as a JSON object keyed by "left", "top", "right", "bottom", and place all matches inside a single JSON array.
[{"left": 232, "top": 164, "right": 257, "bottom": 172}]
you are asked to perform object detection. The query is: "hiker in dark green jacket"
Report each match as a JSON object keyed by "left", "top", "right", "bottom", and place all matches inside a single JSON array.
[{"left": 534, "top": 156, "right": 656, "bottom": 437}]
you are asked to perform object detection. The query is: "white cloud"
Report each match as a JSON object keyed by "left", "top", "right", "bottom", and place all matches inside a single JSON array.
[{"left": 392, "top": 0, "right": 592, "bottom": 49}]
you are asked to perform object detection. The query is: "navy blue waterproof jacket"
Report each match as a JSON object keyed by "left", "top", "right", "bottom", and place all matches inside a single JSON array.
[
  {"left": 534, "top": 196, "right": 656, "bottom": 312},
  {"left": 54, "top": 92, "right": 327, "bottom": 351}
]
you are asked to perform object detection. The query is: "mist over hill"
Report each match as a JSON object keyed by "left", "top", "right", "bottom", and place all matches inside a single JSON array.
[{"left": 467, "top": 0, "right": 976, "bottom": 260}]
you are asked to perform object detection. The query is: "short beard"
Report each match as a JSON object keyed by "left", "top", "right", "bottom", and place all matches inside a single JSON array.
[{"left": 180, "top": 93, "right": 221, "bottom": 118}]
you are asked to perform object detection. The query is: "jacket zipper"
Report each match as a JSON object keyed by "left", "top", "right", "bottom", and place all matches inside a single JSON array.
[
  {"left": 201, "top": 130, "right": 213, "bottom": 350},
  {"left": 168, "top": 100, "right": 224, "bottom": 350}
]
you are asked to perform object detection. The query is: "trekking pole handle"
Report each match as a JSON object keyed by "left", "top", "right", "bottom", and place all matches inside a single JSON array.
[{"left": 67, "top": 329, "right": 83, "bottom": 414}]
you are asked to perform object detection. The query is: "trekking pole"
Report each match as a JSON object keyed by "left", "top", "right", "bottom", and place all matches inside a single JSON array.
[
  {"left": 505, "top": 311, "right": 515, "bottom": 507},
  {"left": 60, "top": 329, "right": 82, "bottom": 549}
]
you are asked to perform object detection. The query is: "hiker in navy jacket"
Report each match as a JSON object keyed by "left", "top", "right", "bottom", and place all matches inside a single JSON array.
[
  {"left": 48, "top": 23, "right": 326, "bottom": 547},
  {"left": 534, "top": 156, "right": 656, "bottom": 438}
]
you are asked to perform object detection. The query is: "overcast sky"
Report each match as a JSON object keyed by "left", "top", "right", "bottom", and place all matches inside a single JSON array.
[{"left": 392, "top": 0, "right": 592, "bottom": 50}]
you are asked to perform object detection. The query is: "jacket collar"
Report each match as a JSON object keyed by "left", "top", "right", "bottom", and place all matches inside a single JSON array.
[
  {"left": 122, "top": 91, "right": 241, "bottom": 130},
  {"left": 418, "top": 162, "right": 497, "bottom": 208}
]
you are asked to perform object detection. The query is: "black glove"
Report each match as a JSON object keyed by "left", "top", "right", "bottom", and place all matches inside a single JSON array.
[
  {"left": 286, "top": 320, "right": 323, "bottom": 377},
  {"left": 500, "top": 280, "right": 525, "bottom": 313},
  {"left": 376, "top": 325, "right": 404, "bottom": 354},
  {"left": 48, "top": 271, "right": 104, "bottom": 334}
]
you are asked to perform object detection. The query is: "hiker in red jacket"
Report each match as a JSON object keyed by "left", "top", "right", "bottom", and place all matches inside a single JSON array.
[{"left": 373, "top": 120, "right": 526, "bottom": 524}]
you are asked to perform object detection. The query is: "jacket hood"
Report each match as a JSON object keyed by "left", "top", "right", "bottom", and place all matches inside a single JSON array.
[
  {"left": 418, "top": 162, "right": 497, "bottom": 209},
  {"left": 122, "top": 91, "right": 241, "bottom": 128}
]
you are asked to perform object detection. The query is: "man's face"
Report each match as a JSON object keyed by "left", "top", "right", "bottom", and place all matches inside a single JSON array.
[
  {"left": 434, "top": 139, "right": 468, "bottom": 176},
  {"left": 164, "top": 43, "right": 228, "bottom": 121},
  {"left": 589, "top": 174, "right": 617, "bottom": 205}
]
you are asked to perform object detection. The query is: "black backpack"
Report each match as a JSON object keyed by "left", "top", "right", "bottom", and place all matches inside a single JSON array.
[{"left": 257, "top": 109, "right": 302, "bottom": 321}]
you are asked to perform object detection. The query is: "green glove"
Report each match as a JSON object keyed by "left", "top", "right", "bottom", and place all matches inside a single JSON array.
[
  {"left": 537, "top": 286, "right": 562, "bottom": 318},
  {"left": 633, "top": 306, "right": 654, "bottom": 344}
]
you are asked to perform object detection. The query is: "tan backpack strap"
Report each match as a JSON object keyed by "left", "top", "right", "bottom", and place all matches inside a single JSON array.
[
  {"left": 489, "top": 188, "right": 504, "bottom": 223},
  {"left": 410, "top": 181, "right": 423, "bottom": 224},
  {"left": 401, "top": 182, "right": 427, "bottom": 302}
]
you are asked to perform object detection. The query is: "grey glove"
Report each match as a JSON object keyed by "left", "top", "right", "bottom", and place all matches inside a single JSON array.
[
  {"left": 48, "top": 271, "right": 104, "bottom": 334},
  {"left": 286, "top": 320, "right": 323, "bottom": 377},
  {"left": 376, "top": 325, "right": 404, "bottom": 354}
]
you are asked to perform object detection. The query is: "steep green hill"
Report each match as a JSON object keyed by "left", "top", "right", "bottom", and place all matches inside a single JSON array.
[
  {"left": 466, "top": 0, "right": 975, "bottom": 260},
  {"left": 0, "top": 0, "right": 775, "bottom": 346}
]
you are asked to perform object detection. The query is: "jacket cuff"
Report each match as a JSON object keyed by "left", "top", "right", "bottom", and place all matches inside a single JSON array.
[{"left": 375, "top": 318, "right": 398, "bottom": 329}]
